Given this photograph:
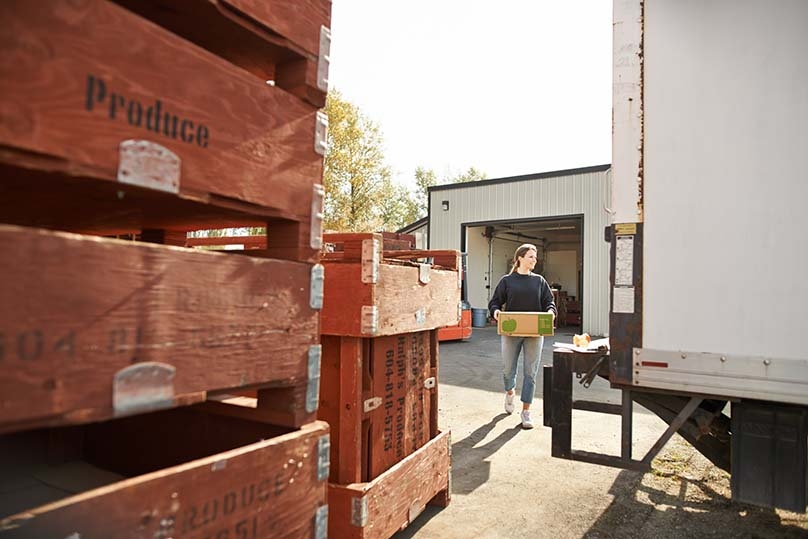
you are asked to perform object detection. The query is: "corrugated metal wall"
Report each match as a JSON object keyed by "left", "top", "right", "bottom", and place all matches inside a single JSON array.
[{"left": 429, "top": 166, "right": 612, "bottom": 337}]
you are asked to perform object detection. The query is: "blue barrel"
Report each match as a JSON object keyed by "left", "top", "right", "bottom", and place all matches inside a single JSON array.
[{"left": 471, "top": 308, "right": 488, "bottom": 328}]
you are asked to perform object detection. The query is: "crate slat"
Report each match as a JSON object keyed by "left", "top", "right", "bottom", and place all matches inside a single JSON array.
[
  {"left": 327, "top": 430, "right": 451, "bottom": 539},
  {"left": 0, "top": 224, "right": 320, "bottom": 433},
  {"left": 319, "top": 331, "right": 439, "bottom": 484},
  {"left": 0, "top": 411, "right": 330, "bottom": 539},
  {"left": 112, "top": 0, "right": 332, "bottom": 107},
  {"left": 0, "top": 0, "right": 323, "bottom": 246}
]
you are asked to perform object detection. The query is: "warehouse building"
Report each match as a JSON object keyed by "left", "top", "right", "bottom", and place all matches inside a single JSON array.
[{"left": 420, "top": 164, "right": 612, "bottom": 337}]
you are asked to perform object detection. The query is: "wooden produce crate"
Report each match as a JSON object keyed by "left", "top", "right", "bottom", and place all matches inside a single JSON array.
[
  {"left": 0, "top": 407, "right": 330, "bottom": 539},
  {"left": 328, "top": 430, "right": 451, "bottom": 539},
  {"left": 320, "top": 233, "right": 462, "bottom": 337},
  {"left": 0, "top": 224, "right": 323, "bottom": 434},
  {"left": 319, "top": 331, "right": 439, "bottom": 485},
  {"left": 112, "top": 0, "right": 332, "bottom": 107},
  {"left": 438, "top": 307, "right": 472, "bottom": 342},
  {"left": 0, "top": 0, "right": 325, "bottom": 261}
]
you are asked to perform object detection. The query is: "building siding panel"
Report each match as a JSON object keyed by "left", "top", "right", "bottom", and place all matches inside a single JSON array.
[{"left": 429, "top": 166, "right": 612, "bottom": 336}]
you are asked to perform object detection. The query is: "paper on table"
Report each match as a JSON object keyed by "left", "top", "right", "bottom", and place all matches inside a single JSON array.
[{"left": 553, "top": 337, "right": 610, "bottom": 353}]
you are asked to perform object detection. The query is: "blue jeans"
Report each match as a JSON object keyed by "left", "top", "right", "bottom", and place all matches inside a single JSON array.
[{"left": 502, "top": 335, "right": 544, "bottom": 405}]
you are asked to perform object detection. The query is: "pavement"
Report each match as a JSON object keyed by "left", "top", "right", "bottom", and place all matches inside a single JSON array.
[{"left": 389, "top": 324, "right": 808, "bottom": 539}]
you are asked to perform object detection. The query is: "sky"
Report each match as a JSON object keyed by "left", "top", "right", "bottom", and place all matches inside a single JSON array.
[{"left": 327, "top": 1, "right": 613, "bottom": 188}]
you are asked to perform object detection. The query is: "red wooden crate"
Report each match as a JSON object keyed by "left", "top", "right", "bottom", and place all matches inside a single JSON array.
[
  {"left": 0, "top": 408, "right": 330, "bottom": 539},
  {"left": 328, "top": 430, "right": 451, "bottom": 539},
  {"left": 321, "top": 233, "right": 462, "bottom": 337},
  {"left": 438, "top": 308, "right": 472, "bottom": 342},
  {"left": 0, "top": 224, "right": 322, "bottom": 434},
  {"left": 112, "top": 0, "right": 332, "bottom": 107},
  {"left": 0, "top": 0, "right": 324, "bottom": 260},
  {"left": 319, "top": 330, "right": 439, "bottom": 485}
]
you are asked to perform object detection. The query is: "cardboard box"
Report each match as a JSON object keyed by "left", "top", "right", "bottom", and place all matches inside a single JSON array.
[{"left": 497, "top": 311, "right": 555, "bottom": 337}]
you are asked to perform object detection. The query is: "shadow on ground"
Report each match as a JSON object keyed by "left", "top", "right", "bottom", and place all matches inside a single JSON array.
[
  {"left": 396, "top": 457, "right": 808, "bottom": 539},
  {"left": 582, "top": 466, "right": 808, "bottom": 539},
  {"left": 449, "top": 413, "right": 522, "bottom": 496},
  {"left": 392, "top": 412, "right": 523, "bottom": 539}
]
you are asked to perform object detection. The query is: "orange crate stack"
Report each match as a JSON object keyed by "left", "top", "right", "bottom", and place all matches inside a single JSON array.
[
  {"left": 0, "top": 1, "right": 332, "bottom": 536},
  {"left": 318, "top": 232, "right": 457, "bottom": 539}
]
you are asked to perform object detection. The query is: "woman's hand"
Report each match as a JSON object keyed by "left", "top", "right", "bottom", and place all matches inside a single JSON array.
[{"left": 493, "top": 309, "right": 501, "bottom": 321}]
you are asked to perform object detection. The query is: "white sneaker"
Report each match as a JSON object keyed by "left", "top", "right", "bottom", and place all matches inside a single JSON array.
[
  {"left": 504, "top": 391, "right": 515, "bottom": 414},
  {"left": 521, "top": 410, "right": 534, "bottom": 429}
]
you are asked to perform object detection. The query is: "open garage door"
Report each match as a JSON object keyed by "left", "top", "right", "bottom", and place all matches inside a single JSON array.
[{"left": 463, "top": 216, "right": 583, "bottom": 329}]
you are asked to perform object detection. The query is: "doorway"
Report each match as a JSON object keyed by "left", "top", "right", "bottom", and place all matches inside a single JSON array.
[{"left": 461, "top": 216, "right": 583, "bottom": 329}]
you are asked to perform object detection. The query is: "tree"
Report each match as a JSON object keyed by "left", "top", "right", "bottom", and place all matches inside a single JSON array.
[
  {"left": 450, "top": 167, "right": 487, "bottom": 184},
  {"left": 406, "top": 166, "right": 487, "bottom": 221},
  {"left": 323, "top": 91, "right": 397, "bottom": 232},
  {"left": 376, "top": 176, "right": 420, "bottom": 230},
  {"left": 413, "top": 167, "right": 437, "bottom": 218}
]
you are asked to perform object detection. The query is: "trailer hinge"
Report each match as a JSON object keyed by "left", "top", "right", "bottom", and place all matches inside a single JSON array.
[
  {"left": 457, "top": 302, "right": 463, "bottom": 321},
  {"left": 314, "top": 505, "right": 328, "bottom": 539},
  {"left": 424, "top": 377, "right": 436, "bottom": 390},
  {"left": 361, "top": 239, "right": 380, "bottom": 283},
  {"left": 306, "top": 346, "right": 322, "bottom": 413},
  {"left": 418, "top": 262, "right": 431, "bottom": 284},
  {"left": 113, "top": 362, "right": 176, "bottom": 416},
  {"left": 317, "top": 434, "right": 331, "bottom": 481},
  {"left": 361, "top": 305, "right": 378, "bottom": 335},
  {"left": 317, "top": 26, "right": 331, "bottom": 92},
  {"left": 351, "top": 497, "right": 368, "bottom": 527},
  {"left": 118, "top": 140, "right": 180, "bottom": 194},
  {"left": 363, "top": 397, "right": 382, "bottom": 412},
  {"left": 311, "top": 184, "right": 325, "bottom": 249},
  {"left": 314, "top": 111, "right": 328, "bottom": 156},
  {"left": 310, "top": 264, "right": 324, "bottom": 309}
]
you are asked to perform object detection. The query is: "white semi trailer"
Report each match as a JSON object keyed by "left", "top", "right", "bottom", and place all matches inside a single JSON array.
[{"left": 548, "top": 0, "right": 808, "bottom": 512}]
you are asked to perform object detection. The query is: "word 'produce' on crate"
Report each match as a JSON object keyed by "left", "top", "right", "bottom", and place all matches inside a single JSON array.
[
  {"left": 0, "top": 408, "right": 329, "bottom": 539},
  {"left": 0, "top": 0, "right": 328, "bottom": 262}
]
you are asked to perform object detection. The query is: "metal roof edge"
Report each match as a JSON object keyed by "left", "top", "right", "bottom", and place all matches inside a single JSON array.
[
  {"left": 428, "top": 163, "right": 612, "bottom": 193},
  {"left": 396, "top": 215, "right": 429, "bottom": 233}
]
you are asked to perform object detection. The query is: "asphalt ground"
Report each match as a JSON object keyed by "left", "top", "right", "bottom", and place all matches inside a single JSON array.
[{"left": 391, "top": 324, "right": 808, "bottom": 539}]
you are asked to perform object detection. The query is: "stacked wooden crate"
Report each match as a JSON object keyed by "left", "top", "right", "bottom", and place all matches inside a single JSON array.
[
  {"left": 318, "top": 233, "right": 458, "bottom": 539},
  {"left": 0, "top": 1, "right": 331, "bottom": 537}
]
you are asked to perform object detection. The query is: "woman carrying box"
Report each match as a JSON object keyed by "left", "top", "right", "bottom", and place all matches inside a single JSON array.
[{"left": 488, "top": 243, "right": 557, "bottom": 429}]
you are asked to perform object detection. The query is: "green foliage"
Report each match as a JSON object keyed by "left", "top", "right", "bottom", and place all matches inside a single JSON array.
[
  {"left": 322, "top": 91, "right": 488, "bottom": 231},
  {"left": 376, "top": 176, "right": 421, "bottom": 230},
  {"left": 323, "top": 91, "right": 398, "bottom": 232},
  {"left": 451, "top": 167, "right": 487, "bottom": 184},
  {"left": 413, "top": 167, "right": 438, "bottom": 218},
  {"left": 408, "top": 166, "right": 487, "bottom": 220}
]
